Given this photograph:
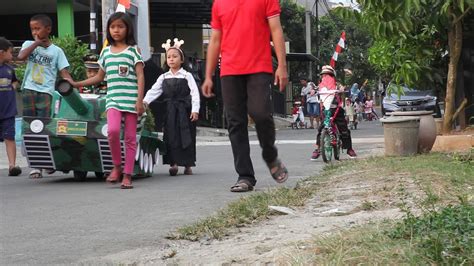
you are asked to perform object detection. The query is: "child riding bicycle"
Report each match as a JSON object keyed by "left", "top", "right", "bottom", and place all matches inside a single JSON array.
[{"left": 310, "top": 65, "right": 357, "bottom": 161}]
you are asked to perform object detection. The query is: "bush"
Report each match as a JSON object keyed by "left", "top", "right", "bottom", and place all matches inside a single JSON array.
[
  {"left": 390, "top": 204, "right": 474, "bottom": 264},
  {"left": 15, "top": 35, "right": 89, "bottom": 82}
]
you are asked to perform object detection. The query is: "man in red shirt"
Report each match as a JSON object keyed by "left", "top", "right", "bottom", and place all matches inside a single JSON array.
[{"left": 202, "top": 0, "right": 289, "bottom": 192}]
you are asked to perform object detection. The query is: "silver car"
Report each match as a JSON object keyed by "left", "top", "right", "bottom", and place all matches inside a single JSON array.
[{"left": 382, "top": 86, "right": 440, "bottom": 116}]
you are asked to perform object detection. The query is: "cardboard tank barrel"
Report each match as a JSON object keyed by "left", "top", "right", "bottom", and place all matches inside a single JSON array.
[{"left": 21, "top": 79, "right": 166, "bottom": 181}]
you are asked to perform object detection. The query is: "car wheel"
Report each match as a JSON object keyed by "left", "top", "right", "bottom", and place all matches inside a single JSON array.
[
  {"left": 95, "top": 172, "right": 105, "bottom": 179},
  {"left": 73, "top": 171, "right": 87, "bottom": 181}
]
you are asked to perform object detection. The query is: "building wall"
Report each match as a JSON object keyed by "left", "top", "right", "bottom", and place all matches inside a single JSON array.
[
  {"left": 0, "top": 12, "right": 91, "bottom": 46},
  {"left": 150, "top": 26, "right": 203, "bottom": 61}
]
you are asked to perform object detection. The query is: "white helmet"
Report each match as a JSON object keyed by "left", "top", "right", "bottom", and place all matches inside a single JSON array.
[{"left": 320, "top": 65, "right": 336, "bottom": 76}]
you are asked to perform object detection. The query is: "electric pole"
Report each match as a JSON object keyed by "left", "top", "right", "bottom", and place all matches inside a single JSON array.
[
  {"left": 305, "top": 0, "right": 312, "bottom": 79},
  {"left": 90, "top": 0, "right": 97, "bottom": 53},
  {"left": 315, "top": 0, "right": 319, "bottom": 77}
]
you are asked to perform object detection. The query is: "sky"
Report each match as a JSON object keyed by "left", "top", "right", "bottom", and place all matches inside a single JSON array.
[
  {"left": 329, "top": 0, "right": 359, "bottom": 7},
  {"left": 296, "top": 0, "right": 359, "bottom": 11}
]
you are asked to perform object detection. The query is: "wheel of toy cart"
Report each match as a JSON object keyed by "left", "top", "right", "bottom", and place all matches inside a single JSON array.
[
  {"left": 73, "top": 171, "right": 87, "bottom": 181},
  {"left": 94, "top": 172, "right": 105, "bottom": 179}
]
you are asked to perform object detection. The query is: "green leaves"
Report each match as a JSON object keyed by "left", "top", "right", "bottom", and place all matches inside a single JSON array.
[
  {"left": 51, "top": 35, "right": 89, "bottom": 81},
  {"left": 340, "top": 0, "right": 470, "bottom": 95}
]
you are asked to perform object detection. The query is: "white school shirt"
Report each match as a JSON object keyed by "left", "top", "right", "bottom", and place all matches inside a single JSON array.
[{"left": 143, "top": 68, "right": 200, "bottom": 113}]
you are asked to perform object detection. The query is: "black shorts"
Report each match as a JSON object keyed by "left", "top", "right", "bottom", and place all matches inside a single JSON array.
[{"left": 0, "top": 116, "right": 15, "bottom": 142}]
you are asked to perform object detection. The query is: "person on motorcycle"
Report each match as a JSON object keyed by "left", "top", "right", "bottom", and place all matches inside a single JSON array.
[{"left": 311, "top": 65, "right": 357, "bottom": 160}]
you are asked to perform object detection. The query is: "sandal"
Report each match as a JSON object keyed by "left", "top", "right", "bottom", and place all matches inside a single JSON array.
[
  {"left": 8, "top": 166, "right": 22, "bottom": 176},
  {"left": 45, "top": 169, "right": 56, "bottom": 175},
  {"left": 267, "top": 158, "right": 289, "bottom": 184},
  {"left": 121, "top": 175, "right": 133, "bottom": 189},
  {"left": 184, "top": 167, "right": 193, "bottom": 175},
  {"left": 169, "top": 165, "right": 178, "bottom": 176},
  {"left": 106, "top": 166, "right": 122, "bottom": 183},
  {"left": 230, "top": 179, "right": 254, "bottom": 192},
  {"left": 29, "top": 169, "right": 43, "bottom": 179}
]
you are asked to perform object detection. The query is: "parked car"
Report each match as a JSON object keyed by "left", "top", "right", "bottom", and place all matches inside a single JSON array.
[{"left": 382, "top": 85, "right": 440, "bottom": 117}]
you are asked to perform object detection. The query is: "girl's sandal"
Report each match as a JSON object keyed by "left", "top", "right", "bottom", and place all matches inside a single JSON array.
[
  {"left": 9, "top": 166, "right": 22, "bottom": 176},
  {"left": 267, "top": 158, "right": 289, "bottom": 184},
  {"left": 169, "top": 165, "right": 178, "bottom": 176},
  {"left": 106, "top": 167, "right": 122, "bottom": 183},
  {"left": 184, "top": 167, "right": 193, "bottom": 175},
  {"left": 29, "top": 169, "right": 42, "bottom": 179},
  {"left": 121, "top": 175, "right": 133, "bottom": 189}
]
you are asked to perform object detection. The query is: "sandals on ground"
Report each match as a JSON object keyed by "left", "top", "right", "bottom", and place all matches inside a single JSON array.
[
  {"left": 29, "top": 169, "right": 43, "bottom": 179},
  {"left": 121, "top": 175, "right": 133, "bottom": 189},
  {"left": 106, "top": 167, "right": 122, "bottom": 183},
  {"left": 267, "top": 158, "right": 289, "bottom": 184},
  {"left": 169, "top": 165, "right": 178, "bottom": 176},
  {"left": 45, "top": 169, "right": 56, "bottom": 175},
  {"left": 184, "top": 167, "right": 193, "bottom": 175},
  {"left": 8, "top": 166, "right": 22, "bottom": 176},
  {"left": 230, "top": 179, "right": 254, "bottom": 192}
]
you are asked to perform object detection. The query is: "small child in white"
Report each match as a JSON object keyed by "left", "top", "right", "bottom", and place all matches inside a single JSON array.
[
  {"left": 291, "top": 101, "right": 305, "bottom": 129},
  {"left": 143, "top": 38, "right": 200, "bottom": 176}
]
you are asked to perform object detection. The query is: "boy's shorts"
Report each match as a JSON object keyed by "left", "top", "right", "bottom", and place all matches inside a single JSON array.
[
  {"left": 307, "top": 102, "right": 320, "bottom": 116},
  {"left": 22, "top": 89, "right": 52, "bottom": 117},
  {"left": 0, "top": 117, "right": 15, "bottom": 142}
]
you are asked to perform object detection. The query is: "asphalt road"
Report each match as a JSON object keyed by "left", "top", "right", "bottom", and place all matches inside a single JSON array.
[{"left": 0, "top": 120, "right": 384, "bottom": 264}]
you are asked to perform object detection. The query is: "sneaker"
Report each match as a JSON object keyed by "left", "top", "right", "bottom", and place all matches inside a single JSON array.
[
  {"left": 347, "top": 149, "right": 357, "bottom": 158},
  {"left": 310, "top": 149, "right": 320, "bottom": 161}
]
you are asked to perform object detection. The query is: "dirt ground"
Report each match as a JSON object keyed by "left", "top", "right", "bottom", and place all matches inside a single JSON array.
[{"left": 93, "top": 151, "right": 429, "bottom": 265}]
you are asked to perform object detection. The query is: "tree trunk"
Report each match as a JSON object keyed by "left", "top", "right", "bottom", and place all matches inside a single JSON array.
[{"left": 442, "top": 11, "right": 463, "bottom": 135}]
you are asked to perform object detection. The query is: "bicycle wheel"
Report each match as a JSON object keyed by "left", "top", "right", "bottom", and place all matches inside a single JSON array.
[
  {"left": 334, "top": 130, "right": 341, "bottom": 161},
  {"left": 321, "top": 129, "right": 333, "bottom": 163}
]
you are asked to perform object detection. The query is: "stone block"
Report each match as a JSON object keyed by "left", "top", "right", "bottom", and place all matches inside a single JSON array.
[{"left": 431, "top": 135, "right": 473, "bottom": 152}]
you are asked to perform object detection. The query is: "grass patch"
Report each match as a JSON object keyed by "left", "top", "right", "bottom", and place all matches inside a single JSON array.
[
  {"left": 170, "top": 153, "right": 473, "bottom": 242},
  {"left": 168, "top": 160, "right": 352, "bottom": 241},
  {"left": 390, "top": 204, "right": 474, "bottom": 264},
  {"left": 305, "top": 204, "right": 474, "bottom": 265},
  {"left": 168, "top": 186, "right": 315, "bottom": 241},
  {"left": 293, "top": 153, "right": 474, "bottom": 264},
  {"left": 305, "top": 222, "right": 425, "bottom": 265}
]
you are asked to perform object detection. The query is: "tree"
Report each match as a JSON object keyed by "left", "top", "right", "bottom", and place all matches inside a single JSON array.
[
  {"left": 336, "top": 0, "right": 473, "bottom": 134},
  {"left": 280, "top": 0, "right": 308, "bottom": 84},
  {"left": 317, "top": 12, "right": 376, "bottom": 86},
  {"left": 278, "top": 1, "right": 375, "bottom": 96}
]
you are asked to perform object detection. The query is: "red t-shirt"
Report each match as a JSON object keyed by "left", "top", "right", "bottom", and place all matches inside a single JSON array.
[{"left": 211, "top": 0, "right": 281, "bottom": 76}]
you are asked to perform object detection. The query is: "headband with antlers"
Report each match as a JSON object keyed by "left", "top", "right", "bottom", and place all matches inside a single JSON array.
[{"left": 162, "top": 38, "right": 184, "bottom": 56}]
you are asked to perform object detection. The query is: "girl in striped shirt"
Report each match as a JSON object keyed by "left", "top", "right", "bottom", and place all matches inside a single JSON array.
[{"left": 69, "top": 12, "right": 144, "bottom": 189}]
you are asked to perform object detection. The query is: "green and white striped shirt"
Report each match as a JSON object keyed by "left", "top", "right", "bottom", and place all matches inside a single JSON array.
[{"left": 99, "top": 45, "right": 143, "bottom": 113}]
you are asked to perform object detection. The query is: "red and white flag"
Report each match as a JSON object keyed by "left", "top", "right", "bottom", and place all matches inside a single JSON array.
[
  {"left": 330, "top": 31, "right": 346, "bottom": 68},
  {"left": 117, "top": 0, "right": 131, "bottom": 12}
]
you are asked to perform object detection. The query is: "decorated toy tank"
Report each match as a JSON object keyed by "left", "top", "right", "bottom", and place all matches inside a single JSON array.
[{"left": 21, "top": 80, "right": 165, "bottom": 180}]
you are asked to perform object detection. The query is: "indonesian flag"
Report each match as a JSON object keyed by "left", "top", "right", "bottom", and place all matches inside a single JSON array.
[
  {"left": 117, "top": 0, "right": 131, "bottom": 12},
  {"left": 330, "top": 31, "right": 346, "bottom": 68}
]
